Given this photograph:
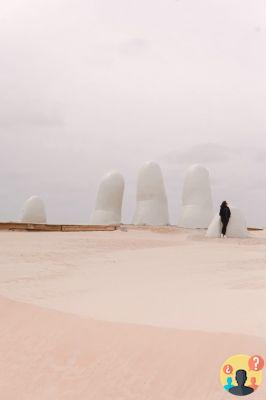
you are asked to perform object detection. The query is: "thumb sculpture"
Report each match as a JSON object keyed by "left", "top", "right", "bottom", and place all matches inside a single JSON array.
[
  {"left": 206, "top": 207, "right": 248, "bottom": 238},
  {"left": 133, "top": 161, "right": 169, "bottom": 225},
  {"left": 178, "top": 164, "right": 213, "bottom": 229},
  {"left": 90, "top": 171, "right": 124, "bottom": 225},
  {"left": 21, "top": 196, "right": 47, "bottom": 223}
]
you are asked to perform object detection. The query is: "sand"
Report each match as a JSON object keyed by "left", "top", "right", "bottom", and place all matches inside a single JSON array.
[{"left": 0, "top": 227, "right": 266, "bottom": 399}]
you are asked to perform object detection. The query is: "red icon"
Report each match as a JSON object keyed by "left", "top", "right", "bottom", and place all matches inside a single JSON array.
[
  {"left": 248, "top": 355, "right": 264, "bottom": 372},
  {"left": 223, "top": 364, "right": 233, "bottom": 375}
]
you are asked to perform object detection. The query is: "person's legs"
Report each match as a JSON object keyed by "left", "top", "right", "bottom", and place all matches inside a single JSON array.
[{"left": 221, "top": 220, "right": 228, "bottom": 236}]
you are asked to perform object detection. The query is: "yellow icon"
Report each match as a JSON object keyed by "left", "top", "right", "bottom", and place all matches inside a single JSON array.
[{"left": 220, "top": 354, "right": 264, "bottom": 396}]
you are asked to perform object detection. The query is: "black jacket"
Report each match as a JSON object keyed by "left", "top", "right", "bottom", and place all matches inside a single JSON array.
[{"left": 219, "top": 205, "right": 231, "bottom": 222}]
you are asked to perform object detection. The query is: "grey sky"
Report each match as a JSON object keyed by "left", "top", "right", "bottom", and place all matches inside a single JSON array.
[{"left": 1, "top": 0, "right": 266, "bottom": 226}]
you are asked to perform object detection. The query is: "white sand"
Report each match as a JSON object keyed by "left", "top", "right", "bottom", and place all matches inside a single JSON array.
[{"left": 0, "top": 227, "right": 266, "bottom": 398}]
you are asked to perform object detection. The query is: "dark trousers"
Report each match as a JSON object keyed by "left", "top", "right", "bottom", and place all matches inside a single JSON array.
[{"left": 221, "top": 219, "right": 229, "bottom": 235}]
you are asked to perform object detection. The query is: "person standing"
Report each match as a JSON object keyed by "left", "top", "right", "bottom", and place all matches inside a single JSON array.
[{"left": 219, "top": 201, "right": 231, "bottom": 237}]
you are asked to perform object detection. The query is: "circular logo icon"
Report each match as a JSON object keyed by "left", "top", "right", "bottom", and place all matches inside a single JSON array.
[{"left": 220, "top": 354, "right": 264, "bottom": 396}]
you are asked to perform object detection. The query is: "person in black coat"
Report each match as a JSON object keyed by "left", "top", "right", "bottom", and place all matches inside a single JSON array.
[{"left": 219, "top": 201, "right": 231, "bottom": 237}]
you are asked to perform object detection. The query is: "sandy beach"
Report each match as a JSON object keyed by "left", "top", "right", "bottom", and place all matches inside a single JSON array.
[{"left": 1, "top": 227, "right": 266, "bottom": 399}]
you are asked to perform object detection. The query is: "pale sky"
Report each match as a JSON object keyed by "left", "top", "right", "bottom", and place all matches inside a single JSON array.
[{"left": 1, "top": 0, "right": 266, "bottom": 226}]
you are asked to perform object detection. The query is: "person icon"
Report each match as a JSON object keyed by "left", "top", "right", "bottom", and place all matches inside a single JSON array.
[
  {"left": 250, "top": 377, "right": 258, "bottom": 390},
  {"left": 224, "top": 377, "right": 234, "bottom": 391},
  {"left": 229, "top": 369, "right": 254, "bottom": 396}
]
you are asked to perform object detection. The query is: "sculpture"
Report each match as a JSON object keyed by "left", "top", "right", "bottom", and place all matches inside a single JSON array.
[
  {"left": 90, "top": 171, "right": 124, "bottom": 225},
  {"left": 133, "top": 161, "right": 169, "bottom": 225},
  {"left": 206, "top": 207, "right": 248, "bottom": 238},
  {"left": 178, "top": 164, "right": 213, "bottom": 228},
  {"left": 21, "top": 196, "right": 47, "bottom": 223}
]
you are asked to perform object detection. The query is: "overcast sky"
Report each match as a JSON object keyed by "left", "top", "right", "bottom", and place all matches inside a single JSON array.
[{"left": 1, "top": 0, "right": 266, "bottom": 226}]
